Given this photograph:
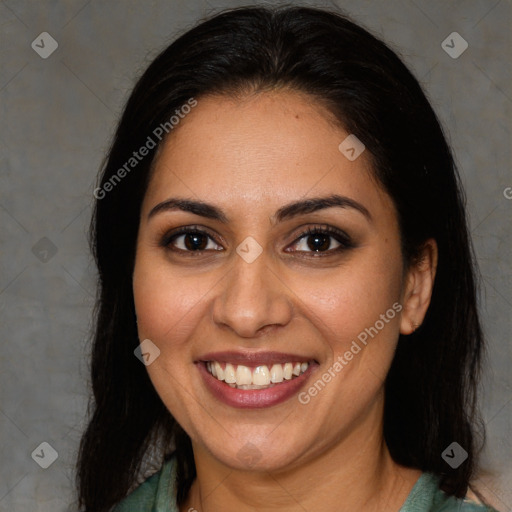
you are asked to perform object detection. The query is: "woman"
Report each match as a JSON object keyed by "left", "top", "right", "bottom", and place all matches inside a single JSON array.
[{"left": 76, "top": 5, "right": 499, "bottom": 511}]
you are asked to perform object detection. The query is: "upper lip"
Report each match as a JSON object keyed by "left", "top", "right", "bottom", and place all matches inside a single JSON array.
[{"left": 197, "top": 351, "right": 317, "bottom": 367}]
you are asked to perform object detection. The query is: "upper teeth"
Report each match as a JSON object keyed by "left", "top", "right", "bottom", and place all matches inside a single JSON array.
[{"left": 206, "top": 361, "right": 309, "bottom": 388}]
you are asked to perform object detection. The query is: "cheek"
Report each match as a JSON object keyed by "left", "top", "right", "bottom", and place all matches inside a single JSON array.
[
  {"left": 295, "top": 247, "right": 403, "bottom": 357},
  {"left": 132, "top": 254, "right": 215, "bottom": 429},
  {"left": 132, "top": 255, "right": 211, "bottom": 347}
]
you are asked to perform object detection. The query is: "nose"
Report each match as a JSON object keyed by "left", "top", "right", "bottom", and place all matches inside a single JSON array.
[{"left": 211, "top": 250, "right": 294, "bottom": 338}]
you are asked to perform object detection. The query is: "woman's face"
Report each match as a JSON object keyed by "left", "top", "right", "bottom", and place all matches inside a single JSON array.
[{"left": 133, "top": 89, "right": 428, "bottom": 472}]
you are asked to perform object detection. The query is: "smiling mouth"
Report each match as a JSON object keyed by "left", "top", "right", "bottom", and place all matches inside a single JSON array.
[{"left": 204, "top": 361, "right": 310, "bottom": 390}]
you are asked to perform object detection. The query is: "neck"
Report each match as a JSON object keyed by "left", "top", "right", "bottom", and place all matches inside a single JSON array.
[{"left": 181, "top": 400, "right": 421, "bottom": 512}]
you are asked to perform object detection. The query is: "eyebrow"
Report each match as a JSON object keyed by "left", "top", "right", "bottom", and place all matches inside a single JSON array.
[{"left": 147, "top": 194, "right": 372, "bottom": 224}]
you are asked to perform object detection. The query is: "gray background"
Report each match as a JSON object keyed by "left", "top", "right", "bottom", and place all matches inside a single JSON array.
[{"left": 0, "top": 0, "right": 510, "bottom": 510}]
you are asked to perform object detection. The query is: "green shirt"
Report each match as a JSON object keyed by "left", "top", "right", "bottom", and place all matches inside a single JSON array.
[{"left": 113, "top": 456, "right": 499, "bottom": 512}]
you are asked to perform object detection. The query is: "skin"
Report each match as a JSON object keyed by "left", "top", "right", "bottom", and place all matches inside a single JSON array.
[{"left": 132, "top": 89, "right": 438, "bottom": 512}]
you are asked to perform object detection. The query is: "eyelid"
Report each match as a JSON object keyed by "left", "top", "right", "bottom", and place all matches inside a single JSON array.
[
  {"left": 160, "top": 225, "right": 224, "bottom": 250},
  {"left": 160, "top": 223, "right": 354, "bottom": 255},
  {"left": 286, "top": 224, "right": 354, "bottom": 252}
]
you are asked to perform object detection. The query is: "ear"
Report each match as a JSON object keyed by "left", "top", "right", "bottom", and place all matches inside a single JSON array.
[{"left": 400, "top": 238, "right": 438, "bottom": 335}]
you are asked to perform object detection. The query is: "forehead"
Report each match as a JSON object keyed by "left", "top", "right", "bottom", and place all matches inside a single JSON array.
[{"left": 142, "top": 90, "right": 393, "bottom": 221}]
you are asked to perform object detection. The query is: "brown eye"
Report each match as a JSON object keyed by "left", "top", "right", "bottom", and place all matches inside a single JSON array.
[
  {"left": 304, "top": 233, "right": 337, "bottom": 252},
  {"left": 163, "top": 228, "right": 223, "bottom": 253},
  {"left": 287, "top": 226, "right": 355, "bottom": 254}
]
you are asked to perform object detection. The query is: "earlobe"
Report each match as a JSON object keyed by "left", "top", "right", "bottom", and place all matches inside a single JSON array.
[{"left": 399, "top": 239, "right": 438, "bottom": 335}]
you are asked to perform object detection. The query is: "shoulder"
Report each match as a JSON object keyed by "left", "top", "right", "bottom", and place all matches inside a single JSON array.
[
  {"left": 112, "top": 455, "right": 178, "bottom": 512},
  {"left": 400, "top": 473, "right": 501, "bottom": 512}
]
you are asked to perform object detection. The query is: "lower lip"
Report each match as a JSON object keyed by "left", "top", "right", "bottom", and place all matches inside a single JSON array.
[{"left": 197, "top": 362, "right": 316, "bottom": 409}]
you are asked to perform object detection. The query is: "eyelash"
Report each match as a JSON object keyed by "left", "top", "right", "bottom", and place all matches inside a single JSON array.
[{"left": 160, "top": 224, "right": 355, "bottom": 257}]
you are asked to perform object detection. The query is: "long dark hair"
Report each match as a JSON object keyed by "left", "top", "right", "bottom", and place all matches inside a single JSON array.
[{"left": 76, "top": 5, "right": 486, "bottom": 511}]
